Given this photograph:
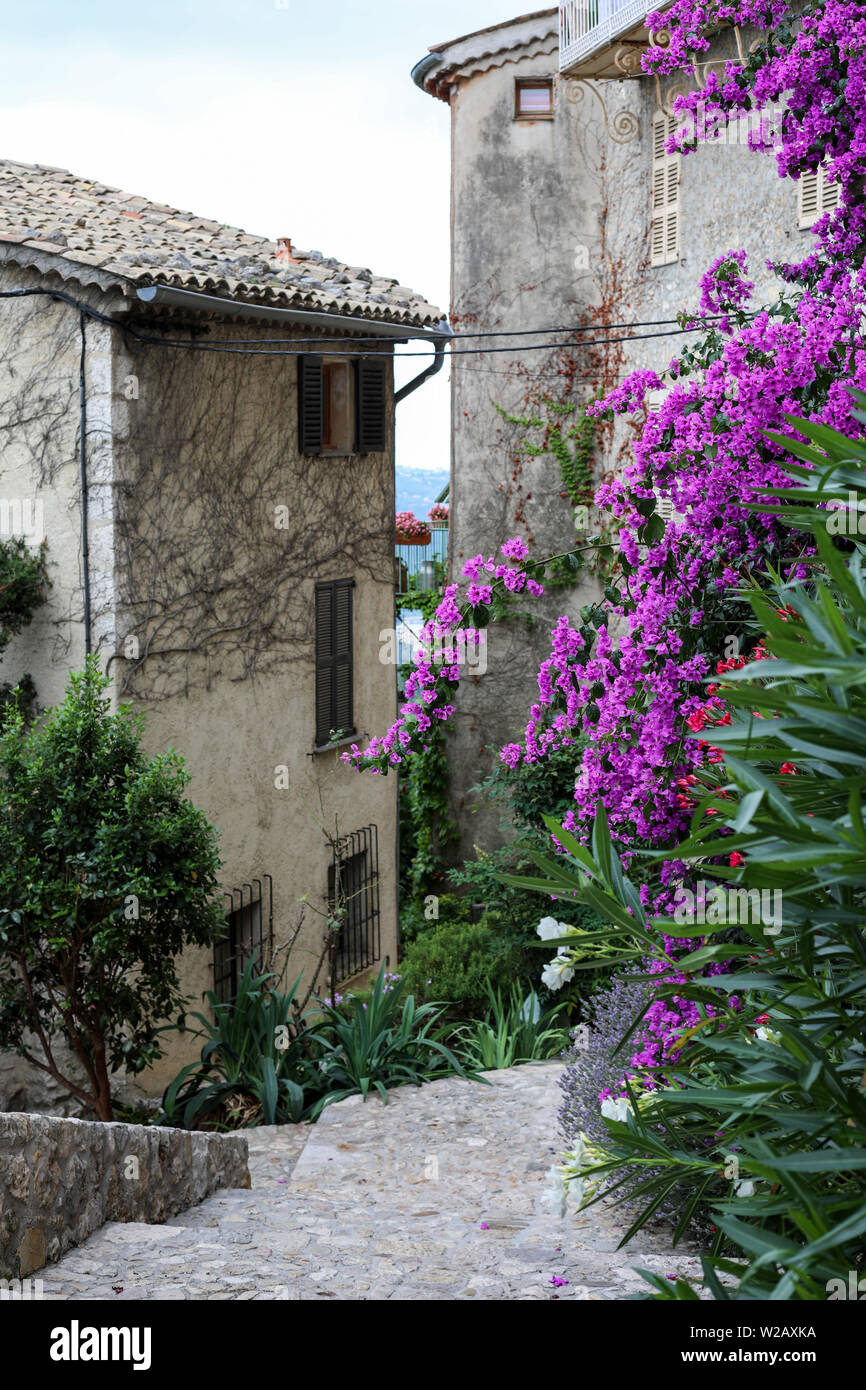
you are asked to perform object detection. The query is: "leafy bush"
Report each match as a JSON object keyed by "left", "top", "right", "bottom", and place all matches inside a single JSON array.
[
  {"left": 306, "top": 964, "right": 473, "bottom": 1117},
  {"left": 397, "top": 726, "right": 458, "bottom": 922},
  {"left": 398, "top": 915, "right": 526, "bottom": 1023},
  {"left": 0, "top": 534, "right": 49, "bottom": 653},
  {"left": 160, "top": 955, "right": 308, "bottom": 1129},
  {"left": 451, "top": 982, "right": 570, "bottom": 1070},
  {"left": 162, "top": 962, "right": 476, "bottom": 1127},
  {"left": 469, "top": 734, "right": 587, "bottom": 844},
  {"left": 450, "top": 847, "right": 609, "bottom": 1014},
  {"left": 0, "top": 658, "right": 225, "bottom": 1120}
]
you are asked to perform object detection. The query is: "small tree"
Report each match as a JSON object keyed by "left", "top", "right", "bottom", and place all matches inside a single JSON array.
[{"left": 0, "top": 657, "right": 225, "bottom": 1120}]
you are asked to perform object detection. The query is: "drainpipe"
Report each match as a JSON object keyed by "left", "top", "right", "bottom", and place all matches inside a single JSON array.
[
  {"left": 394, "top": 322, "right": 452, "bottom": 404},
  {"left": 78, "top": 312, "right": 92, "bottom": 656}
]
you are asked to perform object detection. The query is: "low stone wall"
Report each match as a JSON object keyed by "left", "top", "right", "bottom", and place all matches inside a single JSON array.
[{"left": 0, "top": 1112, "right": 250, "bottom": 1278}]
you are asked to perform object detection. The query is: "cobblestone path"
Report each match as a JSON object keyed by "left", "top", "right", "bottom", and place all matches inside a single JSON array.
[{"left": 42, "top": 1063, "right": 701, "bottom": 1301}]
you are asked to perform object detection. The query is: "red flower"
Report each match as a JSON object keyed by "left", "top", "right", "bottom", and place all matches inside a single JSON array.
[
  {"left": 729, "top": 852, "right": 745, "bottom": 867},
  {"left": 780, "top": 762, "right": 797, "bottom": 775}
]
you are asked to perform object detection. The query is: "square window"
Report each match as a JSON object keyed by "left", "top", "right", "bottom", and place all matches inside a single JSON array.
[{"left": 515, "top": 78, "right": 554, "bottom": 120}]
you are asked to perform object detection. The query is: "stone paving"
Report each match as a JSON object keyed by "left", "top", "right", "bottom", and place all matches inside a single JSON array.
[{"left": 41, "top": 1062, "right": 702, "bottom": 1300}]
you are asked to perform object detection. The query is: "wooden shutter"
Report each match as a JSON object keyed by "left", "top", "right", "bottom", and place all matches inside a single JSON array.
[
  {"left": 299, "top": 354, "right": 324, "bottom": 454},
  {"left": 315, "top": 579, "right": 354, "bottom": 746},
  {"left": 798, "top": 166, "right": 840, "bottom": 229},
  {"left": 355, "top": 358, "right": 388, "bottom": 453},
  {"left": 651, "top": 112, "right": 680, "bottom": 267}
]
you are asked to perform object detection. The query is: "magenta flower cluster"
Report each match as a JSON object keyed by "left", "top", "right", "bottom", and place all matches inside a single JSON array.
[{"left": 352, "top": 0, "right": 866, "bottom": 1062}]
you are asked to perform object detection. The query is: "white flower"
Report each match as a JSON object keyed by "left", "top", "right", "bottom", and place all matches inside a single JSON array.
[
  {"left": 541, "top": 1166, "right": 568, "bottom": 1218},
  {"left": 756, "top": 1025, "right": 781, "bottom": 1045},
  {"left": 600, "top": 1095, "right": 632, "bottom": 1124},
  {"left": 541, "top": 948, "right": 575, "bottom": 990},
  {"left": 537, "top": 915, "right": 570, "bottom": 941},
  {"left": 735, "top": 1178, "right": 756, "bottom": 1198}
]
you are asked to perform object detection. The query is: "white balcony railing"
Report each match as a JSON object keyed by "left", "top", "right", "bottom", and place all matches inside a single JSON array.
[{"left": 559, "top": 0, "right": 658, "bottom": 72}]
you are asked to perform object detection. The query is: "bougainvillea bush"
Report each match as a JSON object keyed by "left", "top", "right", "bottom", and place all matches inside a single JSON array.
[{"left": 346, "top": 0, "right": 866, "bottom": 1294}]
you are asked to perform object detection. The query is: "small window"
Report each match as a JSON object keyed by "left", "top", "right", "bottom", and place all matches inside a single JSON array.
[
  {"left": 315, "top": 578, "right": 354, "bottom": 747},
  {"left": 798, "top": 166, "right": 841, "bottom": 229},
  {"left": 213, "top": 876, "right": 273, "bottom": 1005},
  {"left": 515, "top": 78, "right": 554, "bottom": 120},
  {"left": 298, "top": 354, "right": 388, "bottom": 454},
  {"left": 650, "top": 111, "right": 680, "bottom": 267},
  {"left": 327, "top": 825, "right": 381, "bottom": 986}
]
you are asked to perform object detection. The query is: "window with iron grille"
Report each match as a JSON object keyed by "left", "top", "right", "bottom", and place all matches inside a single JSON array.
[
  {"left": 315, "top": 578, "right": 354, "bottom": 747},
  {"left": 213, "top": 875, "right": 273, "bottom": 1005},
  {"left": 328, "top": 825, "right": 381, "bottom": 987}
]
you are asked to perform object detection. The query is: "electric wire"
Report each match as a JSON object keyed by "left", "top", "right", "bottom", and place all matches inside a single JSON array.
[{"left": 0, "top": 287, "right": 737, "bottom": 360}]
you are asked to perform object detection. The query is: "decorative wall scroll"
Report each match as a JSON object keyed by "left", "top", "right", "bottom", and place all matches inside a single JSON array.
[{"left": 564, "top": 77, "right": 641, "bottom": 144}]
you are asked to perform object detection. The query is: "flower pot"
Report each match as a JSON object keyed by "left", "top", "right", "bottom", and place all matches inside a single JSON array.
[{"left": 396, "top": 531, "right": 432, "bottom": 546}]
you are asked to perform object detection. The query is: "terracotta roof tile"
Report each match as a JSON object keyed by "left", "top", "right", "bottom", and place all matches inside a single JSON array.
[{"left": 0, "top": 158, "right": 443, "bottom": 328}]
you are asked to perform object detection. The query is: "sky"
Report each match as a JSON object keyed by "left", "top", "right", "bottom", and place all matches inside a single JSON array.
[{"left": 0, "top": 0, "right": 520, "bottom": 472}]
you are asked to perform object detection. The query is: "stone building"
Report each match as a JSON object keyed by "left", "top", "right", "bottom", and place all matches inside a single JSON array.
[
  {"left": 0, "top": 159, "right": 446, "bottom": 1110},
  {"left": 412, "top": 2, "right": 827, "bottom": 858}
]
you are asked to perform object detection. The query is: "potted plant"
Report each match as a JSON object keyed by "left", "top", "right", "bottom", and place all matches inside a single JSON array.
[
  {"left": 395, "top": 510, "right": 431, "bottom": 545},
  {"left": 428, "top": 503, "right": 449, "bottom": 530}
]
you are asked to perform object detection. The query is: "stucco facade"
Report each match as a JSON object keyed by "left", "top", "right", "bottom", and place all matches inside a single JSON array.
[
  {"left": 414, "top": 11, "right": 608, "bottom": 854},
  {"left": 0, "top": 219, "right": 436, "bottom": 1108}
]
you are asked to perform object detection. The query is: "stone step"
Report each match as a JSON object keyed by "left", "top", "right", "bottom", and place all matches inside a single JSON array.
[{"left": 40, "top": 1064, "right": 705, "bottom": 1301}]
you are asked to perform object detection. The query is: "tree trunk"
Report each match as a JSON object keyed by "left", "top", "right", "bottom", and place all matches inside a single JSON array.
[{"left": 90, "top": 1034, "right": 114, "bottom": 1121}]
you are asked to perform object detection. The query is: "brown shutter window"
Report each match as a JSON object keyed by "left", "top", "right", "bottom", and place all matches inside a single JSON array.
[
  {"left": 299, "top": 354, "right": 324, "bottom": 454},
  {"left": 315, "top": 579, "right": 354, "bottom": 746},
  {"left": 355, "top": 358, "right": 388, "bottom": 453}
]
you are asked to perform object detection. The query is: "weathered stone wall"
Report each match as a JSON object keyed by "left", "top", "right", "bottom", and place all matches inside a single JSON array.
[
  {"left": 0, "top": 1111, "right": 249, "bottom": 1278},
  {"left": 444, "top": 33, "right": 612, "bottom": 855}
]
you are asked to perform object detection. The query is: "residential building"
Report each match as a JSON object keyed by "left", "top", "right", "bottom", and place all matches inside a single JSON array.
[{"left": 0, "top": 158, "right": 446, "bottom": 1110}]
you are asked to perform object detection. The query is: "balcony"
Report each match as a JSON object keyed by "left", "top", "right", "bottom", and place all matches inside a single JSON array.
[
  {"left": 394, "top": 524, "right": 448, "bottom": 592},
  {"left": 559, "top": 0, "right": 672, "bottom": 78}
]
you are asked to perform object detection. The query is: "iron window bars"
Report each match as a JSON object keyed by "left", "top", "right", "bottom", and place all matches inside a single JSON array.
[
  {"left": 327, "top": 825, "right": 381, "bottom": 992},
  {"left": 213, "top": 874, "right": 274, "bottom": 1004}
]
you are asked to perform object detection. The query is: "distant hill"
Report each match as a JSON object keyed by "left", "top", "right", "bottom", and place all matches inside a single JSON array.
[{"left": 396, "top": 466, "right": 450, "bottom": 520}]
